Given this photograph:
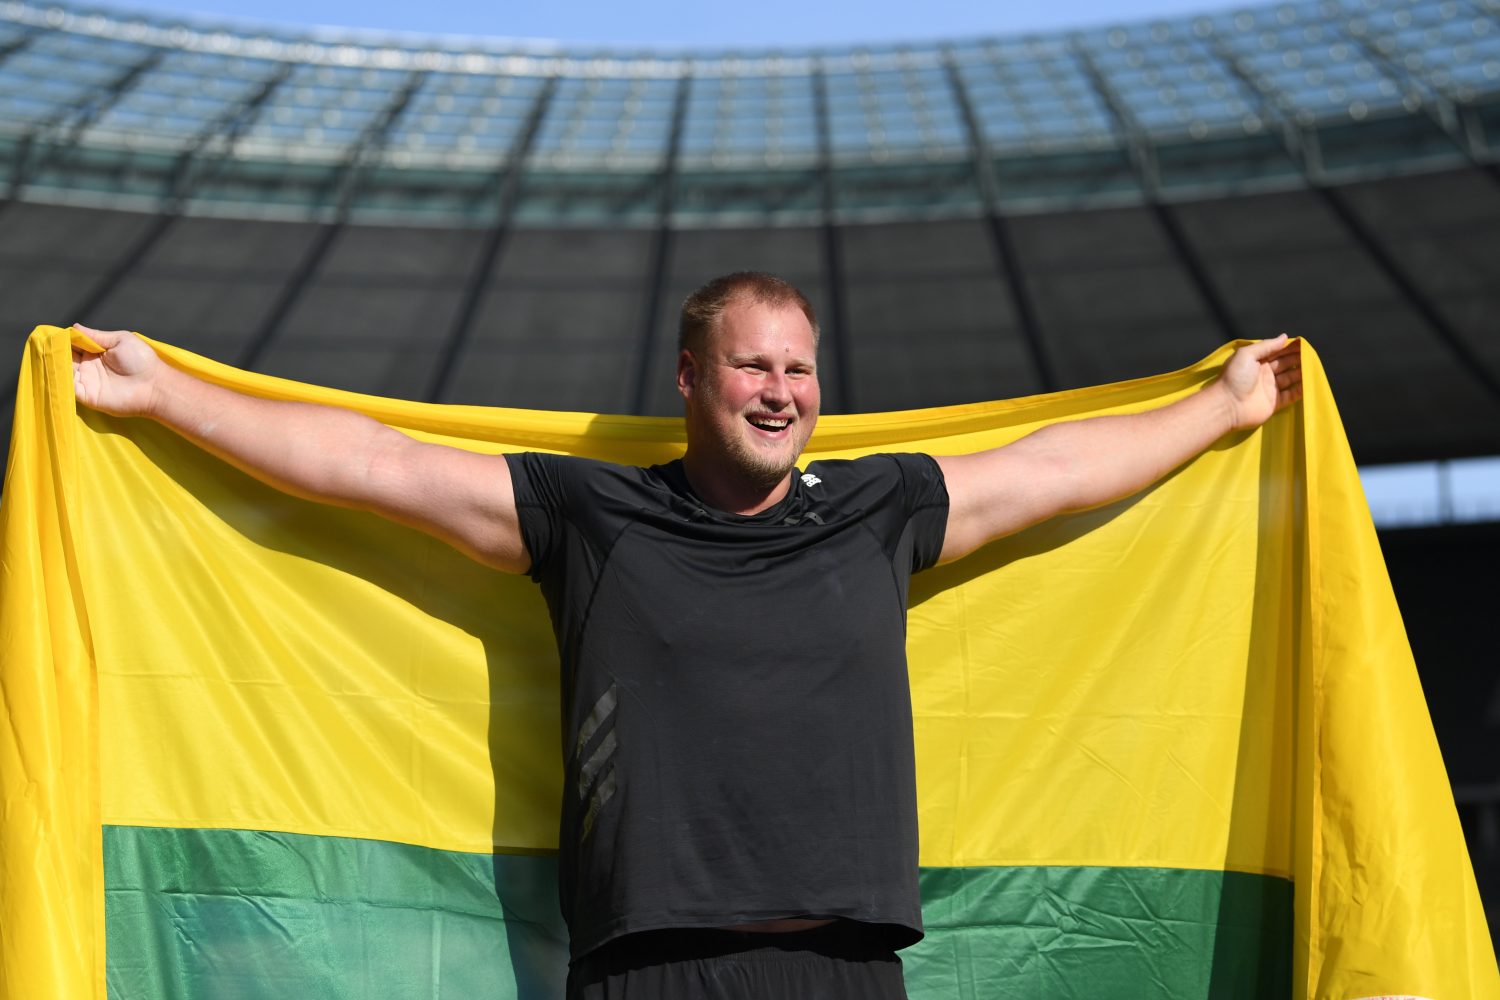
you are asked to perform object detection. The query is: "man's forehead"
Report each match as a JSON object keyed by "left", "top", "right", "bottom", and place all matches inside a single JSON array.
[{"left": 712, "top": 298, "right": 816, "bottom": 352}]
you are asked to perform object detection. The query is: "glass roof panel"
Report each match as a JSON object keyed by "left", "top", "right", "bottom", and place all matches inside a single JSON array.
[
  {"left": 0, "top": 0, "right": 1492, "bottom": 217},
  {"left": 76, "top": 50, "right": 277, "bottom": 150},
  {"left": 385, "top": 72, "right": 548, "bottom": 163},
  {"left": 232, "top": 63, "right": 404, "bottom": 160},
  {"left": 1352, "top": 0, "right": 1500, "bottom": 99},
  {"left": 679, "top": 71, "right": 818, "bottom": 167},
  {"left": 0, "top": 30, "right": 147, "bottom": 131},
  {"left": 529, "top": 73, "right": 678, "bottom": 169}
]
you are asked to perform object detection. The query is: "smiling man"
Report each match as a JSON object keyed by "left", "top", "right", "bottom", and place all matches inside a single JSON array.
[
  {"left": 674, "top": 276, "right": 821, "bottom": 511},
  {"left": 72, "top": 270, "right": 1300, "bottom": 1000}
]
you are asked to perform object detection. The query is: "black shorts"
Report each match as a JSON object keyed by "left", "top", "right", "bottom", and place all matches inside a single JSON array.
[{"left": 565, "top": 922, "right": 909, "bottom": 1000}]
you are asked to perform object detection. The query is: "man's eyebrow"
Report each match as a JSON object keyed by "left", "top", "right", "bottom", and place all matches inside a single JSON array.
[{"left": 725, "top": 351, "right": 817, "bottom": 367}]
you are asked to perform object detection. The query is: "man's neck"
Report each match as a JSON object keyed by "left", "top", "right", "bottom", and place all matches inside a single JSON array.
[{"left": 680, "top": 449, "right": 794, "bottom": 516}]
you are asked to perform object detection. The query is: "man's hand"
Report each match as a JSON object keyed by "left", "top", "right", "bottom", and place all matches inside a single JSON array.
[
  {"left": 72, "top": 325, "right": 162, "bottom": 417},
  {"left": 1218, "top": 334, "right": 1302, "bottom": 431}
]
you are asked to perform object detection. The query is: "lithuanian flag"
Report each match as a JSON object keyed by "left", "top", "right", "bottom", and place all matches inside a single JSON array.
[{"left": 2, "top": 325, "right": 1495, "bottom": 999}]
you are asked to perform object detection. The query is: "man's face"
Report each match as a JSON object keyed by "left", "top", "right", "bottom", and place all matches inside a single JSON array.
[{"left": 679, "top": 297, "right": 821, "bottom": 489}]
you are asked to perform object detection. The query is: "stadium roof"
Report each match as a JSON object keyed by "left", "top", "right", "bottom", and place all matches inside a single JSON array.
[
  {"left": 1, "top": 0, "right": 1497, "bottom": 469},
  {"left": 2, "top": 0, "right": 1497, "bottom": 223}
]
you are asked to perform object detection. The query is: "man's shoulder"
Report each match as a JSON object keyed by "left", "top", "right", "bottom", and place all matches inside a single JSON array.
[
  {"left": 803, "top": 452, "right": 941, "bottom": 484},
  {"left": 507, "top": 451, "right": 656, "bottom": 479},
  {"left": 797, "top": 453, "right": 943, "bottom": 509},
  {"left": 506, "top": 451, "right": 678, "bottom": 508}
]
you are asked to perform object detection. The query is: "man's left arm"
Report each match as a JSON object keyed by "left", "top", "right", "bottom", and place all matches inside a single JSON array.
[{"left": 934, "top": 336, "right": 1302, "bottom": 564}]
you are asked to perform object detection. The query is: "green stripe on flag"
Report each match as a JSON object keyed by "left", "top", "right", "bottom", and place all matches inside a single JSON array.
[
  {"left": 907, "top": 866, "right": 1291, "bottom": 999},
  {"left": 105, "top": 826, "right": 1290, "bottom": 999},
  {"left": 104, "top": 825, "right": 569, "bottom": 1000}
]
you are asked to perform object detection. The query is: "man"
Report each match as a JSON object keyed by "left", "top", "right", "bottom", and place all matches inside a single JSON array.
[{"left": 73, "top": 271, "right": 1301, "bottom": 999}]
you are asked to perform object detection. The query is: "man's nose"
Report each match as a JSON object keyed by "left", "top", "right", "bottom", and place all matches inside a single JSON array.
[{"left": 761, "top": 370, "right": 792, "bottom": 406}]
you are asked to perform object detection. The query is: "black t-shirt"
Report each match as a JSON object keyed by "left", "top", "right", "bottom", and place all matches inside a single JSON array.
[{"left": 505, "top": 452, "right": 949, "bottom": 959}]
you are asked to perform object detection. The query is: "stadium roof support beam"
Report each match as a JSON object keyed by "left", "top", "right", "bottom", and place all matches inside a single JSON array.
[
  {"left": 0, "top": 39, "right": 167, "bottom": 414},
  {"left": 69, "top": 62, "right": 295, "bottom": 326},
  {"left": 1465, "top": 0, "right": 1500, "bottom": 142},
  {"left": 425, "top": 76, "right": 559, "bottom": 404},
  {"left": 0, "top": 25, "right": 45, "bottom": 213},
  {"left": 239, "top": 70, "right": 428, "bottom": 371},
  {"left": 942, "top": 51, "right": 1059, "bottom": 393},
  {"left": 4, "top": 46, "right": 163, "bottom": 203},
  {"left": 1335, "top": 16, "right": 1498, "bottom": 178},
  {"left": 1069, "top": 38, "right": 1244, "bottom": 347},
  {"left": 811, "top": 62, "right": 853, "bottom": 413},
  {"left": 167, "top": 62, "right": 296, "bottom": 209},
  {"left": 629, "top": 70, "right": 692, "bottom": 416},
  {"left": 1464, "top": 0, "right": 1500, "bottom": 22},
  {"left": 325, "top": 72, "right": 428, "bottom": 220},
  {"left": 0, "top": 24, "right": 46, "bottom": 65},
  {"left": 1205, "top": 34, "right": 1500, "bottom": 406}
]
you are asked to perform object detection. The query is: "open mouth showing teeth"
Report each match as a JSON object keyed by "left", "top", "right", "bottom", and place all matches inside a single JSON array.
[{"left": 748, "top": 416, "right": 790, "bottom": 432}]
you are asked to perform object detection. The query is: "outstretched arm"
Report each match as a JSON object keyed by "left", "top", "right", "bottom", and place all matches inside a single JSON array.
[
  {"left": 934, "top": 336, "right": 1302, "bottom": 564},
  {"left": 72, "top": 326, "right": 530, "bottom": 573}
]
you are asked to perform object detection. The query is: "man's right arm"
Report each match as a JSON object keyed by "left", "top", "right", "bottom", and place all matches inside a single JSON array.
[{"left": 72, "top": 326, "right": 531, "bottom": 574}]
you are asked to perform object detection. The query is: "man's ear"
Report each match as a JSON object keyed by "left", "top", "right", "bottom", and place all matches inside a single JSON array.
[{"left": 676, "top": 349, "right": 696, "bottom": 401}]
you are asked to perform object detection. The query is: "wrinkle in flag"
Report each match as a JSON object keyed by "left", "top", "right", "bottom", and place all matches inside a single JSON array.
[{"left": 2, "top": 325, "right": 1495, "bottom": 999}]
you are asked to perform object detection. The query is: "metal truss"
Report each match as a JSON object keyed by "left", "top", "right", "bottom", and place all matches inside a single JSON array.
[{"left": 1, "top": 0, "right": 1496, "bottom": 224}]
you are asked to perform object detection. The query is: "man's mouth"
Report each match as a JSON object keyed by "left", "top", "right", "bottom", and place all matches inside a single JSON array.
[{"left": 747, "top": 415, "right": 791, "bottom": 433}]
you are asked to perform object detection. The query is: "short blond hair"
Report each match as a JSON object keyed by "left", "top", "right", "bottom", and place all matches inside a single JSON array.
[{"left": 678, "top": 272, "right": 820, "bottom": 356}]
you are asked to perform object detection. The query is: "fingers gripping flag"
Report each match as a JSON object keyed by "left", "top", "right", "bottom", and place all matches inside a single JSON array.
[{"left": 2, "top": 325, "right": 1495, "bottom": 999}]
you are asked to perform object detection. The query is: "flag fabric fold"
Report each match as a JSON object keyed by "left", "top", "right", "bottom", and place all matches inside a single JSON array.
[{"left": 2, "top": 324, "right": 1494, "bottom": 999}]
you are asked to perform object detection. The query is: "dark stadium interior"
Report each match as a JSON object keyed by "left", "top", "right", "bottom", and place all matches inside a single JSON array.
[
  {"left": 1, "top": 0, "right": 1496, "bottom": 932},
  {"left": 5, "top": 171, "right": 1498, "bottom": 456}
]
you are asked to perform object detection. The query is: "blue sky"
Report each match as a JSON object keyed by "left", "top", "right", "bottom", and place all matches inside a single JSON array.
[{"left": 96, "top": 0, "right": 1233, "bottom": 48}]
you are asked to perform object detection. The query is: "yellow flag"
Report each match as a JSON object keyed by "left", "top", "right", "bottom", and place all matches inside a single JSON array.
[{"left": 2, "top": 324, "right": 1494, "bottom": 999}]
